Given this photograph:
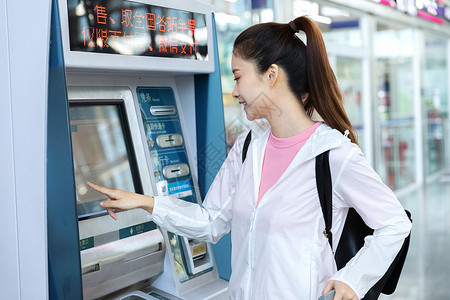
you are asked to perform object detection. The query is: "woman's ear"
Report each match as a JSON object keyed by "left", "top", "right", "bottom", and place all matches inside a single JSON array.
[
  {"left": 301, "top": 93, "right": 309, "bottom": 104},
  {"left": 267, "top": 64, "right": 279, "bottom": 86}
]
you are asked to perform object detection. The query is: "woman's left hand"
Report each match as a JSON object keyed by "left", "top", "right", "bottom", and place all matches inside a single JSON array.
[{"left": 322, "top": 280, "right": 358, "bottom": 300}]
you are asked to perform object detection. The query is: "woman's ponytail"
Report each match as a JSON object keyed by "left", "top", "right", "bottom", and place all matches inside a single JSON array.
[{"left": 292, "top": 17, "right": 358, "bottom": 145}]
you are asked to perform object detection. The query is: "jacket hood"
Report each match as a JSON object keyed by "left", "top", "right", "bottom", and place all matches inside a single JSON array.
[{"left": 250, "top": 120, "right": 350, "bottom": 161}]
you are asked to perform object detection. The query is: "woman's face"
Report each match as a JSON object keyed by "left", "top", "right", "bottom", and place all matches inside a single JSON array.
[{"left": 231, "top": 54, "right": 271, "bottom": 121}]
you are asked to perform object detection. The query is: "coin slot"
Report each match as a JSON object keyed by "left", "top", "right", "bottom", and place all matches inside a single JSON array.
[{"left": 163, "top": 163, "right": 190, "bottom": 179}]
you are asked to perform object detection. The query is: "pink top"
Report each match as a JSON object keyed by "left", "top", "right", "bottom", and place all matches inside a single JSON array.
[{"left": 257, "top": 122, "right": 322, "bottom": 207}]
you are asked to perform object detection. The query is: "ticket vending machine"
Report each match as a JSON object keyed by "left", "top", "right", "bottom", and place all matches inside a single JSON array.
[{"left": 48, "top": 0, "right": 229, "bottom": 299}]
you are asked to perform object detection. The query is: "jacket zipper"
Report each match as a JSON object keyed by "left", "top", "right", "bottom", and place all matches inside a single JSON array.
[
  {"left": 249, "top": 209, "right": 257, "bottom": 232},
  {"left": 248, "top": 208, "right": 257, "bottom": 298}
]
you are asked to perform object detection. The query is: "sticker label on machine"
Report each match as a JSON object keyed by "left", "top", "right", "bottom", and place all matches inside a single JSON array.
[
  {"left": 137, "top": 87, "right": 197, "bottom": 203},
  {"left": 167, "top": 179, "right": 192, "bottom": 198},
  {"left": 79, "top": 221, "right": 157, "bottom": 250},
  {"left": 119, "top": 221, "right": 158, "bottom": 239}
]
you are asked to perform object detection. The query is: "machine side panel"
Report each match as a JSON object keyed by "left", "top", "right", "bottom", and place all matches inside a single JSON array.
[{"left": 47, "top": 0, "right": 83, "bottom": 298}]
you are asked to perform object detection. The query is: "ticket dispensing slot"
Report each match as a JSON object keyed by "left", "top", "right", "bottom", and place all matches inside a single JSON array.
[
  {"left": 181, "top": 238, "right": 214, "bottom": 275},
  {"left": 80, "top": 231, "right": 165, "bottom": 299}
]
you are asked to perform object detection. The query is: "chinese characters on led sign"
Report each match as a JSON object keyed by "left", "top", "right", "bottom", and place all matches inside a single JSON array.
[
  {"left": 374, "top": 0, "right": 450, "bottom": 25},
  {"left": 415, "top": 0, "right": 450, "bottom": 24},
  {"left": 68, "top": 0, "right": 208, "bottom": 60}
]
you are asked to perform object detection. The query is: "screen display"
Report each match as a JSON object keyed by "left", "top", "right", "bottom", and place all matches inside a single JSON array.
[
  {"left": 67, "top": 0, "right": 208, "bottom": 60},
  {"left": 69, "top": 101, "right": 142, "bottom": 219}
]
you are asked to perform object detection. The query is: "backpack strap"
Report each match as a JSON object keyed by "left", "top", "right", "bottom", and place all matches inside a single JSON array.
[
  {"left": 315, "top": 150, "right": 333, "bottom": 251},
  {"left": 242, "top": 130, "right": 252, "bottom": 163}
]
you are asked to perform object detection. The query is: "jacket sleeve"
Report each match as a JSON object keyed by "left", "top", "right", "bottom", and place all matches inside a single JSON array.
[
  {"left": 150, "top": 131, "right": 248, "bottom": 244},
  {"left": 329, "top": 144, "right": 412, "bottom": 299}
]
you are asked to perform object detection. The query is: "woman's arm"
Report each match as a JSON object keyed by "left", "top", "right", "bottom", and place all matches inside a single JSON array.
[{"left": 87, "top": 130, "right": 249, "bottom": 243}]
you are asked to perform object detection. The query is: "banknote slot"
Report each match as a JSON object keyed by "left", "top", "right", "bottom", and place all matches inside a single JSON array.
[{"left": 156, "top": 134, "right": 183, "bottom": 148}]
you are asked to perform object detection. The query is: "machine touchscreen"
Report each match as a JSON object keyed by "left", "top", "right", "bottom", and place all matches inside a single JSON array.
[{"left": 69, "top": 101, "right": 142, "bottom": 219}]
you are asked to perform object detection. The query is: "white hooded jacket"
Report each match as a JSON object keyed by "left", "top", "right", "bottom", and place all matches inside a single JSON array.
[{"left": 151, "top": 122, "right": 412, "bottom": 300}]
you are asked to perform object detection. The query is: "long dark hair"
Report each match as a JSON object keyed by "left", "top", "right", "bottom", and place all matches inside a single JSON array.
[{"left": 233, "top": 16, "right": 358, "bottom": 145}]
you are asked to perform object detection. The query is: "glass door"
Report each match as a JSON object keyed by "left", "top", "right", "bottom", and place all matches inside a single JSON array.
[
  {"left": 319, "top": 6, "right": 366, "bottom": 153},
  {"left": 335, "top": 57, "right": 364, "bottom": 149},
  {"left": 374, "top": 23, "right": 415, "bottom": 190},
  {"left": 423, "top": 35, "right": 448, "bottom": 175}
]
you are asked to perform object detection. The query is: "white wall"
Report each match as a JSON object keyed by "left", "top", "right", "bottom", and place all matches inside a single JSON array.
[
  {"left": 0, "top": 0, "right": 51, "bottom": 298},
  {"left": 0, "top": 0, "right": 20, "bottom": 298}
]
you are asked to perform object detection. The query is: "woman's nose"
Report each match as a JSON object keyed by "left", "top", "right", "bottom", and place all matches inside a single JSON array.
[{"left": 232, "top": 86, "right": 238, "bottom": 99}]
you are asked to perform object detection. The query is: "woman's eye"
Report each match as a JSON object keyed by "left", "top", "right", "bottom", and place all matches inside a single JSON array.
[{"left": 234, "top": 77, "right": 240, "bottom": 82}]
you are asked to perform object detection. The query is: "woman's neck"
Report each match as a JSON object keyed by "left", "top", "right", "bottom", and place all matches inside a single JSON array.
[
  {"left": 267, "top": 96, "right": 316, "bottom": 138},
  {"left": 262, "top": 69, "right": 315, "bottom": 138}
]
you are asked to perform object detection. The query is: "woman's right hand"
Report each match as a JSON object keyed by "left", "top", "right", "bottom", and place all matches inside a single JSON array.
[{"left": 86, "top": 181, "right": 155, "bottom": 220}]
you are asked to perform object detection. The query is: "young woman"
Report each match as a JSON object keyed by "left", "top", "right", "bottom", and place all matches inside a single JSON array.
[{"left": 88, "top": 16, "right": 412, "bottom": 300}]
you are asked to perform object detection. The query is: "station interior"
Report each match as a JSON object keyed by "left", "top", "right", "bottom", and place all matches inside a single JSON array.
[{"left": 2, "top": 0, "right": 450, "bottom": 299}]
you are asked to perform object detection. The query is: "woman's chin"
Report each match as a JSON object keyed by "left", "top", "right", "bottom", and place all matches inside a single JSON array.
[{"left": 245, "top": 113, "right": 255, "bottom": 122}]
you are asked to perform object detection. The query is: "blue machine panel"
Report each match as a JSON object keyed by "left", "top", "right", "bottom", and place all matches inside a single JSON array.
[
  {"left": 137, "top": 87, "right": 197, "bottom": 204},
  {"left": 137, "top": 86, "right": 216, "bottom": 282}
]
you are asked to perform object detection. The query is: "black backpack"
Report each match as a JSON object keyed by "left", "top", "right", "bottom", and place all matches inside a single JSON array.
[{"left": 242, "top": 130, "right": 412, "bottom": 300}]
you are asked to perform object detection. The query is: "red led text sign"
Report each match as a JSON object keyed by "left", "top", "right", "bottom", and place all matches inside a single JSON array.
[{"left": 68, "top": 0, "right": 208, "bottom": 60}]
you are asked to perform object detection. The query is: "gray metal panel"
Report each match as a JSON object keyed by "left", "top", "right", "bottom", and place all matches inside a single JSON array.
[{"left": 47, "top": 1, "right": 84, "bottom": 299}]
